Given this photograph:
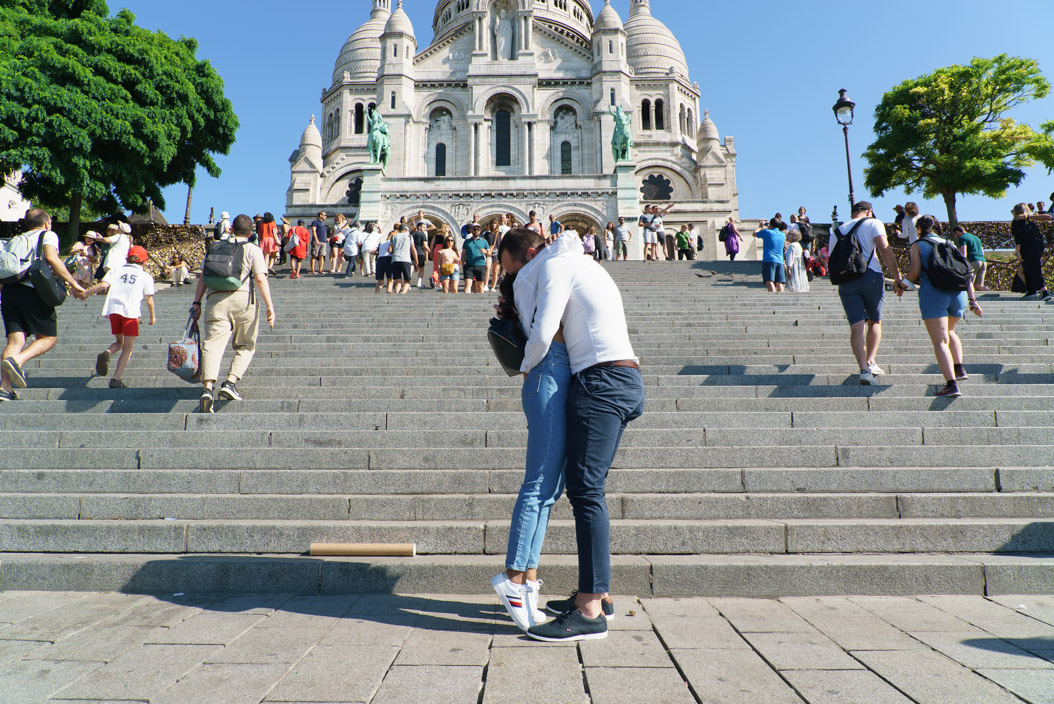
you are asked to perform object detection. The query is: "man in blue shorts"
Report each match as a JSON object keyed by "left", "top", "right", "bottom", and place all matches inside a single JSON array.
[
  {"left": 753, "top": 219, "right": 787, "bottom": 292},
  {"left": 829, "top": 201, "right": 906, "bottom": 385}
]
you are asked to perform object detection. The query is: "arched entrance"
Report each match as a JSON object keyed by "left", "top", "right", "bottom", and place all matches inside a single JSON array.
[{"left": 556, "top": 213, "right": 603, "bottom": 238}]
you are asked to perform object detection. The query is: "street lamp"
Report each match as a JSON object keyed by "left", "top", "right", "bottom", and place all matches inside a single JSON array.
[{"left": 832, "top": 88, "right": 856, "bottom": 211}]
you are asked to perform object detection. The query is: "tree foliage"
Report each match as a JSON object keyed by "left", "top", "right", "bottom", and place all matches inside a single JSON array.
[
  {"left": 863, "top": 54, "right": 1054, "bottom": 225},
  {"left": 0, "top": 0, "right": 237, "bottom": 231}
]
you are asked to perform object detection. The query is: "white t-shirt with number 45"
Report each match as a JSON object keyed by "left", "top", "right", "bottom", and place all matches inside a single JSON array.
[{"left": 101, "top": 263, "right": 155, "bottom": 319}]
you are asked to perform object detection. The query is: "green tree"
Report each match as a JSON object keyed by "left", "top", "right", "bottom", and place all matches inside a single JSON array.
[
  {"left": 864, "top": 54, "right": 1054, "bottom": 228},
  {"left": 0, "top": 0, "right": 238, "bottom": 239}
]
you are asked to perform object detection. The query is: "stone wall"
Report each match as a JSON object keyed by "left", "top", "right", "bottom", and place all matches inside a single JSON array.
[{"left": 1, "top": 221, "right": 210, "bottom": 282}]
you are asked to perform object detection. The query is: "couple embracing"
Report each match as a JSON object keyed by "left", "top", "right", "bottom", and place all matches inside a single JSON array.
[{"left": 490, "top": 228, "right": 645, "bottom": 642}]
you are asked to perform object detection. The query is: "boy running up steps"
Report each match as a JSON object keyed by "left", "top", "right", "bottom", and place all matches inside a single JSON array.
[{"left": 79, "top": 245, "right": 155, "bottom": 388}]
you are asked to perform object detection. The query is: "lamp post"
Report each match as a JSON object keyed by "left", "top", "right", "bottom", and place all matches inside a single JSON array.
[{"left": 832, "top": 89, "right": 856, "bottom": 211}]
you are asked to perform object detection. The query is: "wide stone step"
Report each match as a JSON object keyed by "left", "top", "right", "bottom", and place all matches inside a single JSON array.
[
  {"left": 3, "top": 492, "right": 1050, "bottom": 522},
  {"left": 5, "top": 409, "right": 1049, "bottom": 431},
  {"left": 1, "top": 517, "right": 1050, "bottom": 555},
  {"left": 6, "top": 467, "right": 1045, "bottom": 496},
  {"left": 2, "top": 552, "right": 1050, "bottom": 597},
  {"left": 4, "top": 426, "right": 1054, "bottom": 451}
]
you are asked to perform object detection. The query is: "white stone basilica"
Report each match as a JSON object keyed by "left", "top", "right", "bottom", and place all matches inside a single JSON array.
[{"left": 285, "top": 0, "right": 738, "bottom": 258}]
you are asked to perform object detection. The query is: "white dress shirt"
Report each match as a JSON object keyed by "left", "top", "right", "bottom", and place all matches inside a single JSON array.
[{"left": 514, "top": 231, "right": 637, "bottom": 374}]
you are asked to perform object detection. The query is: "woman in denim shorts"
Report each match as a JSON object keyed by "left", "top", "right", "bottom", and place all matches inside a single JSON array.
[{"left": 906, "top": 215, "right": 982, "bottom": 398}]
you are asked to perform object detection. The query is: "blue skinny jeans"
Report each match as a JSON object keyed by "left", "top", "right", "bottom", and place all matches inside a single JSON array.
[{"left": 505, "top": 342, "right": 571, "bottom": 571}]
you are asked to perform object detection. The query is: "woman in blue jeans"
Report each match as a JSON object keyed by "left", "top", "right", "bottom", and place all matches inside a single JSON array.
[
  {"left": 906, "top": 215, "right": 982, "bottom": 398},
  {"left": 490, "top": 270, "right": 570, "bottom": 632}
]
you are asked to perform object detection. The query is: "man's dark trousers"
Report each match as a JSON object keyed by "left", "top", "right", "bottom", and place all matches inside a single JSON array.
[{"left": 565, "top": 365, "right": 645, "bottom": 594}]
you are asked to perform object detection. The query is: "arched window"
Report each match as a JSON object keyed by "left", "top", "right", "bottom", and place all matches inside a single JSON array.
[
  {"left": 610, "top": 89, "right": 616, "bottom": 106},
  {"left": 655, "top": 99, "right": 665, "bottom": 130},
  {"left": 641, "top": 100, "right": 652, "bottom": 131},
  {"left": 334, "top": 112, "right": 341, "bottom": 141},
  {"left": 435, "top": 143, "right": 447, "bottom": 177},
  {"left": 679, "top": 105, "right": 686, "bottom": 134},
  {"left": 686, "top": 109, "right": 694, "bottom": 137},
  {"left": 390, "top": 92, "right": 396, "bottom": 109},
  {"left": 354, "top": 104, "right": 365, "bottom": 134},
  {"left": 561, "top": 141, "right": 573, "bottom": 175},
  {"left": 394, "top": 44, "right": 398, "bottom": 58},
  {"left": 608, "top": 40, "right": 613, "bottom": 54},
  {"left": 368, "top": 102, "right": 376, "bottom": 113},
  {"left": 495, "top": 109, "right": 511, "bottom": 167}
]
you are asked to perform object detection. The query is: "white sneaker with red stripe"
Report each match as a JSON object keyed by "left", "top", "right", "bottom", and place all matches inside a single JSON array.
[
  {"left": 491, "top": 573, "right": 531, "bottom": 632},
  {"left": 526, "top": 579, "right": 548, "bottom": 625}
]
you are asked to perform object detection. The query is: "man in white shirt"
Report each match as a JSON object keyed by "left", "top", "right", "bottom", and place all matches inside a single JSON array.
[
  {"left": 499, "top": 229, "right": 645, "bottom": 643},
  {"left": 829, "top": 201, "right": 906, "bottom": 385},
  {"left": 1, "top": 209, "right": 85, "bottom": 401},
  {"left": 342, "top": 222, "right": 361, "bottom": 277}
]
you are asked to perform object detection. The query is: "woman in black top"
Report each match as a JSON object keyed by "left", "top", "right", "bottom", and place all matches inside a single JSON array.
[{"left": 1011, "top": 203, "right": 1051, "bottom": 300}]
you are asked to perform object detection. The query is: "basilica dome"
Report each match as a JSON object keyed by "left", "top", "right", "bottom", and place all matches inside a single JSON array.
[
  {"left": 625, "top": 0, "right": 689, "bottom": 78},
  {"left": 384, "top": 0, "right": 415, "bottom": 38},
  {"left": 332, "top": 3, "right": 390, "bottom": 84},
  {"left": 593, "top": 0, "right": 623, "bottom": 33}
]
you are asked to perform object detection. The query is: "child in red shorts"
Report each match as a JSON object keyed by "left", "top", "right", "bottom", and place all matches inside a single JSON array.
[{"left": 79, "top": 246, "right": 156, "bottom": 388}]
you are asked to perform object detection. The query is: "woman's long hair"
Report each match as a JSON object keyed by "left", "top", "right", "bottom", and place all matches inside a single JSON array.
[{"left": 497, "top": 271, "right": 518, "bottom": 324}]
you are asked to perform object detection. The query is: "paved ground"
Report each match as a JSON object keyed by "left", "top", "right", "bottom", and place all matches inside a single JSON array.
[{"left": 1, "top": 592, "right": 1053, "bottom": 703}]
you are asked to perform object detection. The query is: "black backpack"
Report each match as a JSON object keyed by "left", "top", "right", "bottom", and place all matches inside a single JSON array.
[
  {"left": 718, "top": 224, "right": 730, "bottom": 242},
  {"left": 202, "top": 239, "right": 247, "bottom": 292},
  {"left": 798, "top": 219, "right": 814, "bottom": 245},
  {"left": 828, "top": 218, "right": 875, "bottom": 285},
  {"left": 920, "top": 235, "right": 971, "bottom": 293}
]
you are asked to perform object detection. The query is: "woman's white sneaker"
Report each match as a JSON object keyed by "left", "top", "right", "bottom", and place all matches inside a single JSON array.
[{"left": 491, "top": 574, "right": 531, "bottom": 632}]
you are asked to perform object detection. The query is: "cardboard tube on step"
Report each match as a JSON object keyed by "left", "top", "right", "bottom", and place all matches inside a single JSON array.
[{"left": 309, "top": 543, "right": 417, "bottom": 557}]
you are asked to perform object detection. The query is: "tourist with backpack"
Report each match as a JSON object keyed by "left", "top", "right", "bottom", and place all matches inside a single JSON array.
[
  {"left": 1010, "top": 203, "right": 1051, "bottom": 300},
  {"left": 720, "top": 217, "right": 741, "bottom": 262},
  {"left": 78, "top": 246, "right": 155, "bottom": 388},
  {"left": 906, "top": 215, "right": 981, "bottom": 398},
  {"left": 752, "top": 219, "right": 787, "bottom": 292},
  {"left": 190, "top": 214, "right": 275, "bottom": 413},
  {"left": 828, "top": 201, "right": 906, "bottom": 385},
  {"left": 0, "top": 209, "right": 85, "bottom": 401}
]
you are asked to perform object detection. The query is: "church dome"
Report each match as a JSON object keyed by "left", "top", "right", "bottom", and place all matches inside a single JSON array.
[
  {"left": 625, "top": 0, "right": 689, "bottom": 78},
  {"left": 332, "top": 3, "right": 390, "bottom": 84},
  {"left": 300, "top": 116, "right": 322, "bottom": 151},
  {"left": 699, "top": 109, "right": 720, "bottom": 142},
  {"left": 384, "top": 0, "right": 415, "bottom": 38},
  {"left": 593, "top": 0, "right": 623, "bottom": 33}
]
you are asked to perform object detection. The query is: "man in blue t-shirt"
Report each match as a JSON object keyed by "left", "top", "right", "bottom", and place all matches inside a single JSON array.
[
  {"left": 461, "top": 224, "right": 490, "bottom": 294},
  {"left": 753, "top": 219, "right": 787, "bottom": 293},
  {"left": 548, "top": 214, "right": 564, "bottom": 236},
  {"left": 309, "top": 212, "right": 329, "bottom": 275}
]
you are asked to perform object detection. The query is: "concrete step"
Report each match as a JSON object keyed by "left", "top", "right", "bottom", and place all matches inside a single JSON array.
[
  {"left": 3, "top": 492, "right": 1050, "bottom": 521},
  {"left": 2, "top": 552, "right": 1050, "bottom": 597},
  {"left": 7, "top": 466, "right": 1047, "bottom": 497},
  {"left": 1, "top": 518, "right": 1050, "bottom": 555}
]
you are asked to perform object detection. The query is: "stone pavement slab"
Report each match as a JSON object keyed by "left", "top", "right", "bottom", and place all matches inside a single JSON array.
[
  {"left": 371, "top": 665, "right": 483, "bottom": 704},
  {"left": 781, "top": 670, "right": 913, "bottom": 704},
  {"left": 584, "top": 666, "right": 696, "bottom": 704},
  {"left": 483, "top": 646, "right": 587, "bottom": 704},
  {"left": 0, "top": 593, "right": 1052, "bottom": 703},
  {"left": 977, "top": 668, "right": 1054, "bottom": 704},
  {"left": 152, "top": 663, "right": 292, "bottom": 704},
  {"left": 263, "top": 645, "right": 398, "bottom": 703}
]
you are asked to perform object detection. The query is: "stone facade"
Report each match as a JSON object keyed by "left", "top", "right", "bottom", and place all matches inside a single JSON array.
[
  {"left": 285, "top": 0, "right": 738, "bottom": 259},
  {"left": 1, "top": 172, "right": 31, "bottom": 222}
]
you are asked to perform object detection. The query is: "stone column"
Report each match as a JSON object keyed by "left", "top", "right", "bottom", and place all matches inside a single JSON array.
[
  {"left": 526, "top": 122, "right": 534, "bottom": 175},
  {"left": 615, "top": 161, "right": 643, "bottom": 260},
  {"left": 359, "top": 164, "right": 384, "bottom": 224},
  {"left": 522, "top": 121, "right": 530, "bottom": 176}
]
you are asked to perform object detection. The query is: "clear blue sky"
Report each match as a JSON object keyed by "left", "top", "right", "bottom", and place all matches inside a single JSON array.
[{"left": 112, "top": 0, "right": 1054, "bottom": 225}]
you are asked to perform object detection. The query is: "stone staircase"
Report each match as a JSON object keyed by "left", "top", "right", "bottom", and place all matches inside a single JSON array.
[{"left": 1, "top": 260, "right": 1052, "bottom": 597}]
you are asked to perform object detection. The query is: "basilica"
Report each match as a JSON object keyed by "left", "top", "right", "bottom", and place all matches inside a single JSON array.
[{"left": 285, "top": 0, "right": 738, "bottom": 257}]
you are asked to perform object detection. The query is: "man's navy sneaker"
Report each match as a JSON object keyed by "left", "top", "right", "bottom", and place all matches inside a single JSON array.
[
  {"left": 545, "top": 591, "right": 614, "bottom": 620},
  {"left": 527, "top": 608, "right": 608, "bottom": 642}
]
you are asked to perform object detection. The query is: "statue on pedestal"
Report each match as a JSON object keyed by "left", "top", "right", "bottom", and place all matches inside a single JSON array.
[
  {"left": 609, "top": 105, "right": 634, "bottom": 163},
  {"left": 494, "top": 8, "right": 513, "bottom": 61},
  {"left": 367, "top": 106, "right": 391, "bottom": 169}
]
